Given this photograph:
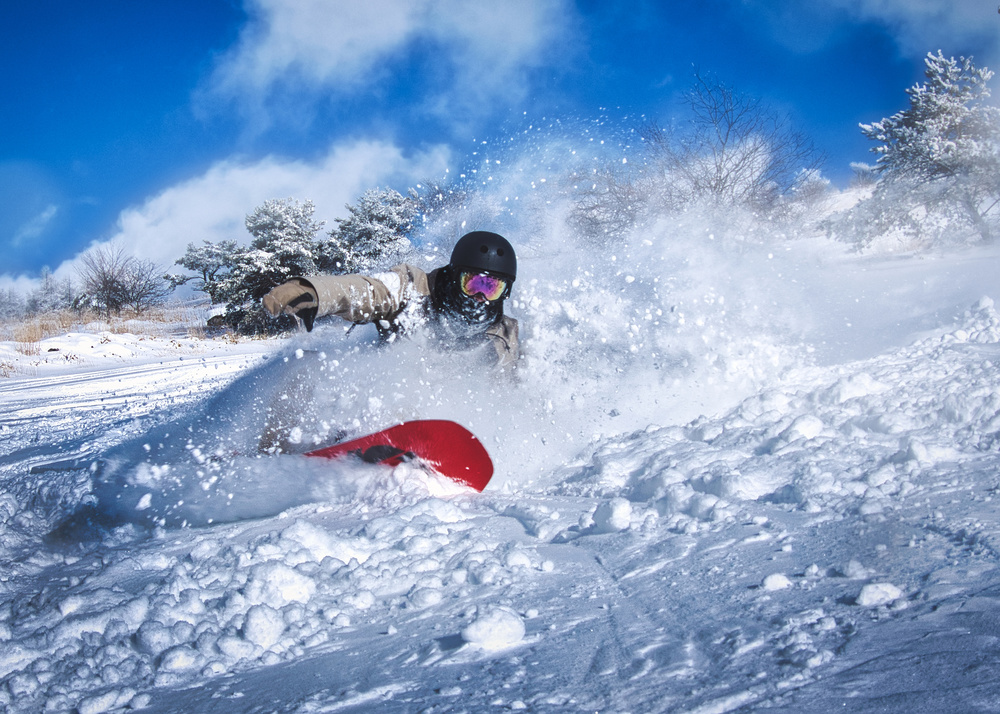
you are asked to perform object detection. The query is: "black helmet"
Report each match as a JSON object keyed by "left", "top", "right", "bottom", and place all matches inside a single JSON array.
[{"left": 449, "top": 231, "right": 516, "bottom": 282}]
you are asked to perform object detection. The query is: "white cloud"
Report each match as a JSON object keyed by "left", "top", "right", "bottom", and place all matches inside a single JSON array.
[
  {"left": 204, "top": 0, "right": 573, "bottom": 126},
  {"left": 828, "top": 0, "right": 999, "bottom": 58},
  {"left": 0, "top": 273, "right": 42, "bottom": 296},
  {"left": 209, "top": 0, "right": 419, "bottom": 97},
  {"left": 423, "top": 2, "right": 572, "bottom": 102},
  {"left": 746, "top": 1, "right": 999, "bottom": 65},
  {"left": 0, "top": 161, "right": 62, "bottom": 250},
  {"left": 12, "top": 204, "right": 58, "bottom": 247},
  {"left": 36, "top": 139, "right": 450, "bottom": 286}
]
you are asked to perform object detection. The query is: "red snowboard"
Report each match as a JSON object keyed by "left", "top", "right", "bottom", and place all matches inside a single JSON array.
[{"left": 305, "top": 420, "right": 493, "bottom": 492}]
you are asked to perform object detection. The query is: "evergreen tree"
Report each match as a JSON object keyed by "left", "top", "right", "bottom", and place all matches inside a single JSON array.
[
  {"left": 219, "top": 198, "right": 330, "bottom": 333},
  {"left": 327, "top": 188, "right": 417, "bottom": 272},
  {"left": 167, "top": 191, "right": 421, "bottom": 334},
  {"left": 25, "top": 268, "right": 76, "bottom": 315},
  {"left": 245, "top": 198, "right": 326, "bottom": 249},
  {"left": 168, "top": 240, "right": 240, "bottom": 303},
  {"left": 0, "top": 289, "right": 25, "bottom": 321},
  {"left": 860, "top": 51, "right": 1000, "bottom": 243}
]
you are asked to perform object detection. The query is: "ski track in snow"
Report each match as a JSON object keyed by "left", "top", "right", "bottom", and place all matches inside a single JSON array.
[{"left": 2, "top": 258, "right": 1000, "bottom": 711}]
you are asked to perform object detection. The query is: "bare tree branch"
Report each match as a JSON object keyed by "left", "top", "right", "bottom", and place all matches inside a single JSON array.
[
  {"left": 645, "top": 72, "right": 824, "bottom": 210},
  {"left": 78, "top": 245, "right": 170, "bottom": 315}
]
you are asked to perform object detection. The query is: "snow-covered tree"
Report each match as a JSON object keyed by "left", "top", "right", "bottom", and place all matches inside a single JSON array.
[
  {"left": 327, "top": 188, "right": 417, "bottom": 272},
  {"left": 165, "top": 198, "right": 331, "bottom": 333},
  {"left": 859, "top": 51, "right": 1000, "bottom": 243},
  {"left": 25, "top": 268, "right": 76, "bottom": 315},
  {"left": 566, "top": 75, "right": 824, "bottom": 244},
  {"left": 849, "top": 162, "right": 877, "bottom": 188},
  {"left": 0, "top": 289, "right": 25, "bottom": 321},
  {"left": 219, "top": 198, "right": 330, "bottom": 333},
  {"left": 168, "top": 193, "right": 420, "bottom": 334},
  {"left": 168, "top": 240, "right": 240, "bottom": 303},
  {"left": 245, "top": 198, "right": 326, "bottom": 249}
]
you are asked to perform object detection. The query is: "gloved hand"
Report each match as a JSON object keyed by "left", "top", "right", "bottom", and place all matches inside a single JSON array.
[{"left": 262, "top": 280, "right": 319, "bottom": 331}]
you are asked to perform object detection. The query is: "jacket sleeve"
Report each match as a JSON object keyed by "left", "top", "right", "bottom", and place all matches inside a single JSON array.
[
  {"left": 488, "top": 316, "right": 521, "bottom": 370},
  {"left": 297, "top": 265, "right": 429, "bottom": 324}
]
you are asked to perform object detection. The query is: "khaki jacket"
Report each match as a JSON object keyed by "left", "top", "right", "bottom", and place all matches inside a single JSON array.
[{"left": 299, "top": 264, "right": 520, "bottom": 370}]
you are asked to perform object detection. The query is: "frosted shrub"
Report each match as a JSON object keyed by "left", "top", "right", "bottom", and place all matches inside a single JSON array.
[{"left": 77, "top": 245, "right": 170, "bottom": 316}]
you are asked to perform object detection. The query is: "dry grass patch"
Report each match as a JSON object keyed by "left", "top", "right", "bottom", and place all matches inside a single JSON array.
[
  {"left": 1, "top": 303, "right": 224, "bottom": 353},
  {"left": 12, "top": 320, "right": 62, "bottom": 355},
  {"left": 5, "top": 311, "right": 84, "bottom": 344}
]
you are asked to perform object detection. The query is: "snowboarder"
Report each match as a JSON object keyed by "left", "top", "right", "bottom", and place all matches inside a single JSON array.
[{"left": 261, "top": 230, "right": 520, "bottom": 370}]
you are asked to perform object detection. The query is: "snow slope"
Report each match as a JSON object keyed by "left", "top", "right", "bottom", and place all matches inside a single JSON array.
[{"left": 2, "top": 234, "right": 1000, "bottom": 713}]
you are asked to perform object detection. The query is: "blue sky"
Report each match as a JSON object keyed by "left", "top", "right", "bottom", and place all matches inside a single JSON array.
[{"left": 2, "top": 0, "right": 998, "bottom": 286}]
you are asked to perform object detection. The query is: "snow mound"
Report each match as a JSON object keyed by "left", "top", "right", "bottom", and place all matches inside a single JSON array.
[
  {"left": 460, "top": 606, "right": 526, "bottom": 650},
  {"left": 762, "top": 573, "right": 793, "bottom": 591},
  {"left": 857, "top": 583, "right": 904, "bottom": 608},
  {"left": 557, "top": 297, "right": 1000, "bottom": 531}
]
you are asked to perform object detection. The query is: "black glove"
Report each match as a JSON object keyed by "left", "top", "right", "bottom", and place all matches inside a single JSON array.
[{"left": 262, "top": 281, "right": 319, "bottom": 331}]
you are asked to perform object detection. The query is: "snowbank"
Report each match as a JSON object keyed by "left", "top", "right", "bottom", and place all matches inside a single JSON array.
[{"left": 2, "top": 231, "right": 1000, "bottom": 711}]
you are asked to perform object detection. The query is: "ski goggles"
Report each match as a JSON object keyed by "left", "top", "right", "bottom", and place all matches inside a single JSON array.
[{"left": 459, "top": 271, "right": 508, "bottom": 301}]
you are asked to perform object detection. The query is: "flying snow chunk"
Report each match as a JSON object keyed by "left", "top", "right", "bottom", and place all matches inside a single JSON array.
[
  {"left": 461, "top": 606, "right": 526, "bottom": 650},
  {"left": 857, "top": 583, "right": 903, "bottom": 607}
]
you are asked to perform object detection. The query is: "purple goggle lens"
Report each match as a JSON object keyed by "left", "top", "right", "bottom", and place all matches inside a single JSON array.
[{"left": 459, "top": 272, "right": 507, "bottom": 301}]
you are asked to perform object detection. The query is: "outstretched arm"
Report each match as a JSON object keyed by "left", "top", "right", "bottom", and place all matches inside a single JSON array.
[{"left": 262, "top": 266, "right": 424, "bottom": 331}]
